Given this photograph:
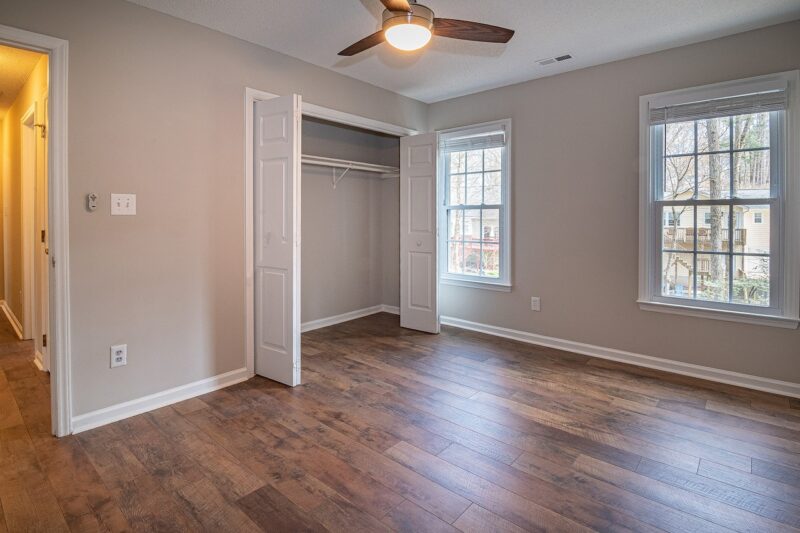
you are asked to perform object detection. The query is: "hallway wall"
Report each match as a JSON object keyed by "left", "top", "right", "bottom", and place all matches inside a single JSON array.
[{"left": 0, "top": 120, "right": 3, "bottom": 301}]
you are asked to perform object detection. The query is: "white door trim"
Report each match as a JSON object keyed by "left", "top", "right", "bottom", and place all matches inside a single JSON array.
[
  {"left": 243, "top": 87, "right": 418, "bottom": 374},
  {"left": 0, "top": 24, "right": 71, "bottom": 437}
]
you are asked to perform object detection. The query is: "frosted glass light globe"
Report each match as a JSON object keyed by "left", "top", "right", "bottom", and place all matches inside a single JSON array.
[{"left": 385, "top": 23, "right": 432, "bottom": 51}]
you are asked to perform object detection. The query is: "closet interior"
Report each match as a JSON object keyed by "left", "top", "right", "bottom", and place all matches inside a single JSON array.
[{"left": 300, "top": 116, "right": 402, "bottom": 326}]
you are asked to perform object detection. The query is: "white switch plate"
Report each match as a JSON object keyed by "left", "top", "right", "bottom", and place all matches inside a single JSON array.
[
  {"left": 111, "top": 193, "right": 136, "bottom": 215},
  {"left": 531, "top": 297, "right": 541, "bottom": 311},
  {"left": 110, "top": 344, "right": 127, "bottom": 368}
]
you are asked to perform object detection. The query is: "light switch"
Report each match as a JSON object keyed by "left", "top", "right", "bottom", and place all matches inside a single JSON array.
[{"left": 111, "top": 193, "right": 136, "bottom": 215}]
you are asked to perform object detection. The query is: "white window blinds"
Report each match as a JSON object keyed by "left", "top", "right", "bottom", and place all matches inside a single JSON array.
[
  {"left": 440, "top": 130, "right": 506, "bottom": 153},
  {"left": 649, "top": 89, "right": 787, "bottom": 125}
]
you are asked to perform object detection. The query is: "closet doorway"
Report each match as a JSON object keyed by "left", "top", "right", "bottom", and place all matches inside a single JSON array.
[{"left": 245, "top": 90, "right": 439, "bottom": 386}]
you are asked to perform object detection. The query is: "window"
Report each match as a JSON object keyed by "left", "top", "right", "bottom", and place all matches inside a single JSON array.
[
  {"left": 438, "top": 120, "right": 511, "bottom": 290},
  {"left": 639, "top": 72, "right": 799, "bottom": 328},
  {"left": 665, "top": 211, "right": 681, "bottom": 227}
]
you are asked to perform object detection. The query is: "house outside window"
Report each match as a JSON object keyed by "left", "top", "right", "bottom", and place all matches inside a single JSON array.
[
  {"left": 638, "top": 72, "right": 799, "bottom": 328},
  {"left": 438, "top": 119, "right": 511, "bottom": 291}
]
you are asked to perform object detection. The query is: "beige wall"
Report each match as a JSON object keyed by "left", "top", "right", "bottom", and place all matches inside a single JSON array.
[
  {"left": 1, "top": 53, "right": 48, "bottom": 324},
  {"left": 380, "top": 177, "right": 400, "bottom": 308},
  {"left": 1, "top": 0, "right": 428, "bottom": 415},
  {"left": 301, "top": 118, "right": 400, "bottom": 322},
  {"left": 428, "top": 20, "right": 800, "bottom": 384}
]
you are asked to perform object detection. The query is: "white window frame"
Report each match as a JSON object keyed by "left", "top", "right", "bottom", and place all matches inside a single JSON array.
[
  {"left": 437, "top": 119, "right": 512, "bottom": 292},
  {"left": 638, "top": 71, "right": 800, "bottom": 329}
]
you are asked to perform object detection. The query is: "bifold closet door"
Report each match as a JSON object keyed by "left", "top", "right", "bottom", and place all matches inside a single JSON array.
[
  {"left": 400, "top": 133, "right": 440, "bottom": 334},
  {"left": 254, "top": 94, "right": 302, "bottom": 386}
]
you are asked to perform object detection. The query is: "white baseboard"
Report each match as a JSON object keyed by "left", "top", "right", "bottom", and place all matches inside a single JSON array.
[
  {"left": 0, "top": 300, "right": 24, "bottom": 340},
  {"left": 301, "top": 304, "right": 399, "bottom": 333},
  {"left": 441, "top": 315, "right": 800, "bottom": 399},
  {"left": 71, "top": 367, "right": 252, "bottom": 434}
]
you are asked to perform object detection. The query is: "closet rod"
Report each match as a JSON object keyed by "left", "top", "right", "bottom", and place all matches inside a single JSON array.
[{"left": 301, "top": 154, "right": 399, "bottom": 176}]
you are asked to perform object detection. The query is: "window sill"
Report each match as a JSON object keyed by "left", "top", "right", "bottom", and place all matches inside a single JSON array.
[
  {"left": 441, "top": 277, "right": 512, "bottom": 292},
  {"left": 638, "top": 300, "right": 799, "bottom": 329}
]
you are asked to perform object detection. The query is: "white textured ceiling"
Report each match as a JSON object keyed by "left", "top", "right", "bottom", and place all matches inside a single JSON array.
[
  {"left": 126, "top": 0, "right": 800, "bottom": 103},
  {"left": 0, "top": 44, "right": 43, "bottom": 120}
]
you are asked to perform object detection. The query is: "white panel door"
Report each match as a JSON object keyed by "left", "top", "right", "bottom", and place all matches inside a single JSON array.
[
  {"left": 400, "top": 133, "right": 439, "bottom": 333},
  {"left": 254, "top": 95, "right": 301, "bottom": 386},
  {"left": 37, "top": 97, "right": 50, "bottom": 371}
]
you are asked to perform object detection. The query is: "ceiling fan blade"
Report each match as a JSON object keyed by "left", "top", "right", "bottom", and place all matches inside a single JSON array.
[
  {"left": 338, "top": 30, "right": 386, "bottom": 56},
  {"left": 433, "top": 18, "right": 515, "bottom": 43},
  {"left": 380, "top": 0, "right": 412, "bottom": 12}
]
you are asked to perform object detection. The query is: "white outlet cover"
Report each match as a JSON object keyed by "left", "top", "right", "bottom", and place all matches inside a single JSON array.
[
  {"left": 111, "top": 193, "right": 136, "bottom": 215},
  {"left": 110, "top": 344, "right": 127, "bottom": 368},
  {"left": 531, "top": 297, "right": 541, "bottom": 311}
]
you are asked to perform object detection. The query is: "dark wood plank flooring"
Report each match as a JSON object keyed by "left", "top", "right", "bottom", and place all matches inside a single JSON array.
[{"left": 2, "top": 312, "right": 800, "bottom": 532}]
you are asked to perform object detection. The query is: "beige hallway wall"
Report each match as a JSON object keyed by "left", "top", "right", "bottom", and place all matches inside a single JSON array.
[
  {"left": 428, "top": 20, "right": 800, "bottom": 384},
  {"left": 1, "top": 0, "right": 428, "bottom": 416},
  {"left": 0, "top": 119, "right": 3, "bottom": 301},
  {"left": 0, "top": 54, "right": 48, "bottom": 329}
]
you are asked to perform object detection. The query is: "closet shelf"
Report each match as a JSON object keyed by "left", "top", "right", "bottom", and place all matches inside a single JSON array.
[{"left": 301, "top": 154, "right": 399, "bottom": 178}]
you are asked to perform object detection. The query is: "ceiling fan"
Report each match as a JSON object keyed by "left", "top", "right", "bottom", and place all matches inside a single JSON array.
[{"left": 339, "top": 0, "right": 515, "bottom": 56}]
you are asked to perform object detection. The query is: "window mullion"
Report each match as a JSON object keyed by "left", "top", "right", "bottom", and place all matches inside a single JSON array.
[
  {"left": 692, "top": 120, "right": 698, "bottom": 299},
  {"left": 693, "top": 201, "right": 698, "bottom": 299},
  {"left": 728, "top": 115, "right": 734, "bottom": 303},
  {"left": 462, "top": 152, "right": 467, "bottom": 208},
  {"left": 657, "top": 198, "right": 778, "bottom": 207},
  {"left": 479, "top": 149, "right": 486, "bottom": 276},
  {"left": 728, "top": 204, "right": 735, "bottom": 303}
]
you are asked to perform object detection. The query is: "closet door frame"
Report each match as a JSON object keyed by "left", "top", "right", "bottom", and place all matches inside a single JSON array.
[{"left": 244, "top": 87, "right": 418, "bottom": 377}]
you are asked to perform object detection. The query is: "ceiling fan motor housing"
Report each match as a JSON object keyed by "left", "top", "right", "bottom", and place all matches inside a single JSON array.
[{"left": 382, "top": 4, "right": 434, "bottom": 33}]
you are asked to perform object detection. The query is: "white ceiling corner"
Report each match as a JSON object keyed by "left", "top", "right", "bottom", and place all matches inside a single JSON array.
[{"left": 125, "top": 0, "right": 800, "bottom": 103}]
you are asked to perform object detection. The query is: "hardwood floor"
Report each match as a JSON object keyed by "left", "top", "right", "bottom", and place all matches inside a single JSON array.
[{"left": 2, "top": 312, "right": 800, "bottom": 532}]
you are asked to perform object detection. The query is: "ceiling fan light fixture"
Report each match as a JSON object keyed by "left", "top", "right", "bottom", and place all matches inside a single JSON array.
[
  {"left": 385, "top": 24, "right": 431, "bottom": 51},
  {"left": 382, "top": 5, "right": 434, "bottom": 51}
]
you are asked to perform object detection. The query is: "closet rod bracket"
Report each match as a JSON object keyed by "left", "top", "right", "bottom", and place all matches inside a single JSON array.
[{"left": 332, "top": 165, "right": 352, "bottom": 189}]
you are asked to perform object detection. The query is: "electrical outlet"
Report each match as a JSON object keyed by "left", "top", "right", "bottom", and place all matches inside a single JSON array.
[
  {"left": 110, "top": 344, "right": 127, "bottom": 368},
  {"left": 530, "top": 297, "right": 541, "bottom": 312}
]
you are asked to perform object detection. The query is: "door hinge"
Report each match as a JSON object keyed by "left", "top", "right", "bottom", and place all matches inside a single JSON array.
[
  {"left": 43, "top": 334, "right": 47, "bottom": 348},
  {"left": 34, "top": 123, "right": 47, "bottom": 139},
  {"left": 41, "top": 229, "right": 46, "bottom": 243}
]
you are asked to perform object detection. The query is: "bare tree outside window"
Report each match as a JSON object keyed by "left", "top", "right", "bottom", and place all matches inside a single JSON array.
[
  {"left": 445, "top": 147, "right": 504, "bottom": 278},
  {"left": 660, "top": 112, "right": 771, "bottom": 306}
]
